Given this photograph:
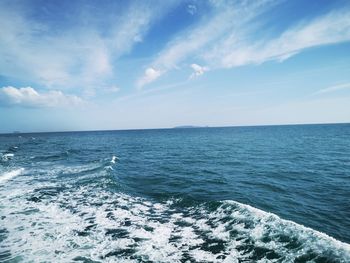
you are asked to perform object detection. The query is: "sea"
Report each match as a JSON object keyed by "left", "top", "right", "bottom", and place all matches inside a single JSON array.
[{"left": 0, "top": 124, "right": 349, "bottom": 262}]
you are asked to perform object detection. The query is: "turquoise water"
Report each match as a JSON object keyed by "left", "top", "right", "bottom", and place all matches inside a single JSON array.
[{"left": 0, "top": 124, "right": 349, "bottom": 262}]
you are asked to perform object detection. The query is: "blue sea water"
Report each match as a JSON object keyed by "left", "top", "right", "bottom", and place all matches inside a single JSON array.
[{"left": 0, "top": 124, "right": 349, "bottom": 262}]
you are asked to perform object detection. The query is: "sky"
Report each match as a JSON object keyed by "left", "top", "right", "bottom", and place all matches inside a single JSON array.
[{"left": 0, "top": 0, "right": 350, "bottom": 133}]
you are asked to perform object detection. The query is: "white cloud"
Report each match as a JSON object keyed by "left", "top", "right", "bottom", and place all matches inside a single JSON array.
[
  {"left": 190, "top": 63, "right": 209, "bottom": 79},
  {"left": 211, "top": 10, "right": 350, "bottom": 68},
  {"left": 0, "top": 86, "right": 84, "bottom": 108},
  {"left": 0, "top": 1, "right": 177, "bottom": 94},
  {"left": 138, "top": 2, "right": 350, "bottom": 86},
  {"left": 137, "top": 67, "right": 163, "bottom": 88},
  {"left": 137, "top": 1, "right": 275, "bottom": 86},
  {"left": 315, "top": 83, "right": 350, "bottom": 95}
]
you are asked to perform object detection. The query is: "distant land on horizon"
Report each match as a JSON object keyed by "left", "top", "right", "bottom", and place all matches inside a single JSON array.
[
  {"left": 1, "top": 122, "right": 349, "bottom": 135},
  {"left": 173, "top": 125, "right": 209, "bottom": 129}
]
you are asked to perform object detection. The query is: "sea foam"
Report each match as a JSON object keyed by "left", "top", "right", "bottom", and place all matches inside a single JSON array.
[
  {"left": 1, "top": 153, "right": 14, "bottom": 161},
  {"left": 0, "top": 168, "right": 24, "bottom": 184},
  {"left": 1, "top": 180, "right": 349, "bottom": 262},
  {"left": 111, "top": 155, "right": 119, "bottom": 163}
]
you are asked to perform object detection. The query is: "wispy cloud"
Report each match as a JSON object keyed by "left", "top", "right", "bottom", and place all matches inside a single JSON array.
[
  {"left": 187, "top": 4, "right": 197, "bottom": 16},
  {"left": 0, "top": 86, "right": 84, "bottom": 108},
  {"left": 315, "top": 83, "right": 350, "bottom": 95},
  {"left": 0, "top": 1, "right": 176, "bottom": 93},
  {"left": 137, "top": 1, "right": 350, "bottom": 87},
  {"left": 208, "top": 10, "right": 350, "bottom": 68},
  {"left": 117, "top": 80, "right": 190, "bottom": 103},
  {"left": 136, "top": 0, "right": 275, "bottom": 87}
]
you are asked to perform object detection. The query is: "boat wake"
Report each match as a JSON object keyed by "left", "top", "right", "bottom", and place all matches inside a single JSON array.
[
  {"left": 0, "top": 180, "right": 349, "bottom": 262},
  {"left": 0, "top": 168, "right": 24, "bottom": 184}
]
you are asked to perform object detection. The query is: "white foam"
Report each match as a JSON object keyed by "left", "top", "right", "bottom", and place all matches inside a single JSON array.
[
  {"left": 190, "top": 249, "right": 219, "bottom": 262},
  {"left": 111, "top": 155, "right": 119, "bottom": 163},
  {"left": 1, "top": 153, "right": 14, "bottom": 161},
  {"left": 226, "top": 200, "right": 350, "bottom": 251},
  {"left": 1, "top": 170, "right": 349, "bottom": 262},
  {"left": 0, "top": 168, "right": 24, "bottom": 184}
]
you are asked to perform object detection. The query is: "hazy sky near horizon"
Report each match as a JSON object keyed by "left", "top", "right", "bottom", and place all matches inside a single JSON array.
[{"left": 1, "top": 0, "right": 350, "bottom": 132}]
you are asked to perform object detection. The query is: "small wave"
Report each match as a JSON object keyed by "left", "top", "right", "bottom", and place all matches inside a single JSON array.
[
  {"left": 105, "top": 165, "right": 114, "bottom": 171},
  {"left": 111, "top": 155, "right": 119, "bottom": 164},
  {"left": 0, "top": 168, "right": 24, "bottom": 184},
  {"left": 31, "top": 152, "right": 69, "bottom": 162},
  {"left": 7, "top": 146, "right": 18, "bottom": 153},
  {"left": 1, "top": 153, "right": 14, "bottom": 162}
]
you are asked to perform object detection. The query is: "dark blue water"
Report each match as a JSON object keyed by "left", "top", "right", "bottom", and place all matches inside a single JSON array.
[{"left": 1, "top": 124, "right": 349, "bottom": 262}]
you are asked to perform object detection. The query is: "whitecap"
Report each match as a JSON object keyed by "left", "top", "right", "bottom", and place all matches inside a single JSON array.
[
  {"left": 111, "top": 155, "right": 119, "bottom": 163},
  {"left": 225, "top": 200, "right": 350, "bottom": 254},
  {"left": 1, "top": 153, "right": 14, "bottom": 161},
  {"left": 0, "top": 168, "right": 24, "bottom": 184}
]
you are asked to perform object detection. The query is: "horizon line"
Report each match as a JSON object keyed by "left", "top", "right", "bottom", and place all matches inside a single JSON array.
[{"left": 0, "top": 121, "right": 349, "bottom": 135}]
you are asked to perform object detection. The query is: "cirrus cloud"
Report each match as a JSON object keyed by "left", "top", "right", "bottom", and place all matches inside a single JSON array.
[
  {"left": 137, "top": 1, "right": 350, "bottom": 87},
  {"left": 136, "top": 0, "right": 276, "bottom": 87},
  {"left": 0, "top": 1, "right": 178, "bottom": 94},
  {"left": 208, "top": 10, "right": 350, "bottom": 68},
  {"left": 314, "top": 82, "right": 350, "bottom": 95}
]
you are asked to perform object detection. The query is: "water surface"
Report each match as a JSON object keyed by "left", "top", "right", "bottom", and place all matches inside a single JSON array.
[{"left": 0, "top": 124, "right": 349, "bottom": 262}]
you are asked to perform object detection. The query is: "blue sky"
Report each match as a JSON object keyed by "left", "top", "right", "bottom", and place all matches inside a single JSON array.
[{"left": 0, "top": 0, "right": 350, "bottom": 132}]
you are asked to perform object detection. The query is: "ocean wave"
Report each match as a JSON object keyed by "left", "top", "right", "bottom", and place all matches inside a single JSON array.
[
  {"left": 0, "top": 183, "right": 349, "bottom": 263},
  {"left": 1, "top": 153, "right": 14, "bottom": 162},
  {"left": 30, "top": 152, "right": 70, "bottom": 162},
  {"left": 0, "top": 168, "right": 24, "bottom": 184},
  {"left": 6, "top": 146, "right": 19, "bottom": 153},
  {"left": 111, "top": 155, "right": 119, "bottom": 164}
]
